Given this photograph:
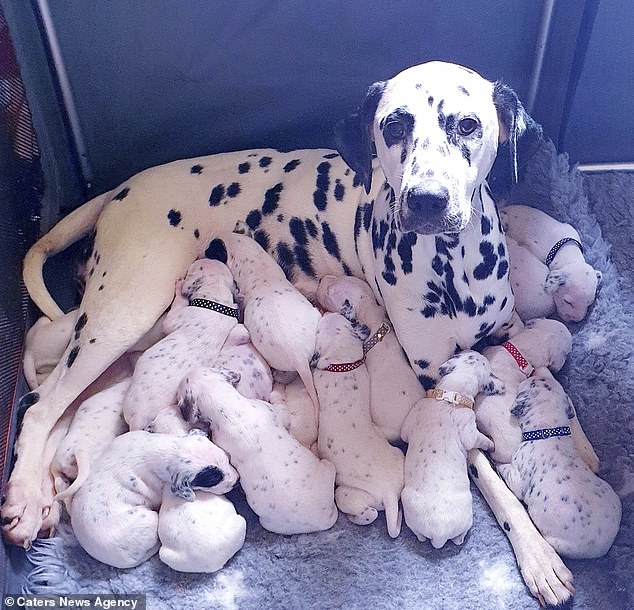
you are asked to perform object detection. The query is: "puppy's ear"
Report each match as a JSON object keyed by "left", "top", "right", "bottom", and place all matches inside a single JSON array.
[
  {"left": 353, "top": 322, "right": 371, "bottom": 342},
  {"left": 333, "top": 81, "right": 386, "bottom": 194},
  {"left": 510, "top": 382, "right": 537, "bottom": 419},
  {"left": 493, "top": 82, "right": 542, "bottom": 183},
  {"left": 339, "top": 299, "right": 356, "bottom": 322},
  {"left": 216, "top": 367, "right": 241, "bottom": 387},
  {"left": 482, "top": 373, "right": 505, "bottom": 396},
  {"left": 171, "top": 474, "right": 195, "bottom": 502},
  {"left": 544, "top": 270, "right": 568, "bottom": 294},
  {"left": 438, "top": 355, "right": 459, "bottom": 378},
  {"left": 204, "top": 238, "right": 228, "bottom": 264},
  {"left": 339, "top": 300, "right": 370, "bottom": 341},
  {"left": 178, "top": 390, "right": 199, "bottom": 424},
  {"left": 190, "top": 465, "right": 225, "bottom": 489}
]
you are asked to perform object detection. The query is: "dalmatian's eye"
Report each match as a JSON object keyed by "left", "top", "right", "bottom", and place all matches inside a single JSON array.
[
  {"left": 385, "top": 120, "right": 405, "bottom": 140},
  {"left": 457, "top": 117, "right": 479, "bottom": 136}
]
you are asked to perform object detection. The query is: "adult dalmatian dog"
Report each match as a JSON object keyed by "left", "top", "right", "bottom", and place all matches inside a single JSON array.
[{"left": 4, "top": 61, "right": 573, "bottom": 605}]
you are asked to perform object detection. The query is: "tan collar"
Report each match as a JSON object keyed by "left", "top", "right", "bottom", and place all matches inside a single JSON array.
[{"left": 426, "top": 388, "right": 475, "bottom": 409}]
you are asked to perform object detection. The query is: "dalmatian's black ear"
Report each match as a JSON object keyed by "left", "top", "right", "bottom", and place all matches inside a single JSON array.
[
  {"left": 334, "top": 81, "right": 386, "bottom": 194},
  {"left": 339, "top": 299, "right": 370, "bottom": 341},
  {"left": 438, "top": 356, "right": 458, "bottom": 378},
  {"left": 216, "top": 367, "right": 241, "bottom": 387},
  {"left": 190, "top": 465, "right": 225, "bottom": 489},
  {"left": 171, "top": 473, "right": 195, "bottom": 502},
  {"left": 492, "top": 82, "right": 543, "bottom": 184},
  {"left": 510, "top": 382, "right": 537, "bottom": 419},
  {"left": 204, "top": 238, "right": 228, "bottom": 264},
  {"left": 178, "top": 390, "right": 199, "bottom": 424},
  {"left": 544, "top": 270, "right": 568, "bottom": 294},
  {"left": 482, "top": 373, "right": 506, "bottom": 396}
]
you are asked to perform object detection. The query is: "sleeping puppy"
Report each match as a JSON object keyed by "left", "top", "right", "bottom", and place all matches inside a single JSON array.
[
  {"left": 497, "top": 369, "right": 621, "bottom": 559},
  {"left": 501, "top": 204, "right": 601, "bottom": 322},
  {"left": 178, "top": 367, "right": 338, "bottom": 535},
  {"left": 123, "top": 258, "right": 238, "bottom": 434},
  {"left": 158, "top": 488, "right": 246, "bottom": 573},
  {"left": 312, "top": 310, "right": 404, "bottom": 538},
  {"left": 70, "top": 429, "right": 237, "bottom": 568},
  {"left": 400, "top": 351, "right": 500, "bottom": 548}
]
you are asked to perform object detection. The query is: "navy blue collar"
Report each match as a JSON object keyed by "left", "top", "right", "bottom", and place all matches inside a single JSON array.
[{"left": 522, "top": 426, "right": 571, "bottom": 442}]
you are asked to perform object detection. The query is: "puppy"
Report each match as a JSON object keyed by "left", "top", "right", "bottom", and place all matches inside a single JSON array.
[
  {"left": 400, "top": 351, "right": 500, "bottom": 548},
  {"left": 51, "top": 378, "right": 130, "bottom": 509},
  {"left": 178, "top": 367, "right": 338, "bottom": 535},
  {"left": 158, "top": 488, "right": 246, "bottom": 573},
  {"left": 312, "top": 310, "right": 404, "bottom": 538},
  {"left": 70, "top": 429, "right": 237, "bottom": 568},
  {"left": 497, "top": 370, "right": 621, "bottom": 559},
  {"left": 123, "top": 259, "right": 238, "bottom": 434},
  {"left": 213, "top": 323, "right": 273, "bottom": 401},
  {"left": 269, "top": 378, "right": 318, "bottom": 451},
  {"left": 476, "top": 318, "right": 573, "bottom": 464},
  {"left": 316, "top": 275, "right": 424, "bottom": 441},
  {"left": 215, "top": 232, "right": 322, "bottom": 415},
  {"left": 501, "top": 204, "right": 601, "bottom": 322}
]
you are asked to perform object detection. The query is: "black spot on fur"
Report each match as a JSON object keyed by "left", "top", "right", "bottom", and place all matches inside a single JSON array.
[
  {"left": 283, "top": 159, "right": 301, "bottom": 172},
  {"left": 209, "top": 185, "right": 225, "bottom": 206},
  {"left": 497, "top": 259, "right": 509, "bottom": 279},
  {"left": 254, "top": 230, "right": 270, "bottom": 252},
  {"left": 481, "top": 215, "right": 492, "bottom": 235},
  {"left": 67, "top": 346, "right": 80, "bottom": 368},
  {"left": 89, "top": 338, "right": 96, "bottom": 344},
  {"left": 190, "top": 164, "right": 203, "bottom": 174},
  {"left": 18, "top": 391, "right": 40, "bottom": 410},
  {"left": 262, "top": 183, "right": 283, "bottom": 215},
  {"left": 246, "top": 209, "right": 262, "bottom": 230},
  {"left": 74, "top": 312, "right": 88, "bottom": 333},
  {"left": 473, "top": 241, "right": 498, "bottom": 280},
  {"left": 112, "top": 187, "right": 129, "bottom": 201},
  {"left": 321, "top": 222, "right": 341, "bottom": 260},
  {"left": 227, "top": 182, "right": 241, "bottom": 198},
  {"left": 259, "top": 156, "right": 272, "bottom": 168},
  {"left": 305, "top": 218, "right": 318, "bottom": 238},
  {"left": 414, "top": 359, "right": 429, "bottom": 370},
  {"left": 290, "top": 217, "right": 308, "bottom": 246},
  {"left": 334, "top": 180, "right": 345, "bottom": 201},
  {"left": 167, "top": 209, "right": 182, "bottom": 226},
  {"left": 275, "top": 242, "right": 295, "bottom": 279},
  {"left": 194, "top": 229, "right": 200, "bottom": 239},
  {"left": 418, "top": 374, "right": 436, "bottom": 390},
  {"left": 428, "top": 96, "right": 434, "bottom": 106},
  {"left": 313, "top": 162, "right": 330, "bottom": 211},
  {"left": 191, "top": 466, "right": 225, "bottom": 488},
  {"left": 205, "top": 239, "right": 227, "bottom": 264},
  {"left": 323, "top": 152, "right": 339, "bottom": 159},
  {"left": 294, "top": 244, "right": 315, "bottom": 277},
  {"left": 397, "top": 233, "right": 417, "bottom": 274},
  {"left": 238, "top": 162, "right": 250, "bottom": 174}
]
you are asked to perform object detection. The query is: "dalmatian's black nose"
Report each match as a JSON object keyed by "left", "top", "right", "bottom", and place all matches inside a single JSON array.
[{"left": 406, "top": 187, "right": 449, "bottom": 217}]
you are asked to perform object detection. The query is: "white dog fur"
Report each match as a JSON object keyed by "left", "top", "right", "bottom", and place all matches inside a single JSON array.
[
  {"left": 497, "top": 369, "right": 621, "bottom": 559},
  {"left": 501, "top": 204, "right": 601, "bottom": 322},
  {"left": 400, "top": 351, "right": 499, "bottom": 548},
  {"left": 178, "top": 366, "right": 338, "bottom": 535},
  {"left": 218, "top": 232, "right": 322, "bottom": 415},
  {"left": 312, "top": 310, "right": 404, "bottom": 538},
  {"left": 158, "top": 488, "right": 246, "bottom": 573},
  {"left": 316, "top": 275, "right": 424, "bottom": 441},
  {"left": 269, "top": 378, "right": 318, "bottom": 452},
  {"left": 51, "top": 378, "right": 130, "bottom": 509},
  {"left": 70, "top": 429, "right": 238, "bottom": 568},
  {"left": 123, "top": 258, "right": 238, "bottom": 434}
]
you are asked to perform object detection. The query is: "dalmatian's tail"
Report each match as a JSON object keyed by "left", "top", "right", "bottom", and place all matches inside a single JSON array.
[
  {"left": 23, "top": 191, "right": 111, "bottom": 320},
  {"left": 52, "top": 450, "right": 91, "bottom": 508},
  {"left": 385, "top": 494, "right": 403, "bottom": 538}
]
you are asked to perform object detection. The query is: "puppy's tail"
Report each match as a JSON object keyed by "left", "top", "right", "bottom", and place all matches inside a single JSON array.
[
  {"left": 23, "top": 191, "right": 110, "bottom": 319},
  {"left": 53, "top": 451, "right": 91, "bottom": 505},
  {"left": 385, "top": 494, "right": 402, "bottom": 538}
]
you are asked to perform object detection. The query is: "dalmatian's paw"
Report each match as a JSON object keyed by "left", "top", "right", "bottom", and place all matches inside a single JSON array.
[
  {"left": 516, "top": 534, "right": 575, "bottom": 607},
  {"left": 1, "top": 480, "right": 46, "bottom": 548}
]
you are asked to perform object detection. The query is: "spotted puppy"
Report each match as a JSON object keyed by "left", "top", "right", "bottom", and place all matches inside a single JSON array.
[
  {"left": 123, "top": 258, "right": 238, "bottom": 434},
  {"left": 70, "top": 429, "right": 238, "bottom": 568},
  {"left": 210, "top": 231, "right": 321, "bottom": 414},
  {"left": 312, "top": 311, "right": 404, "bottom": 538},
  {"left": 497, "top": 369, "right": 621, "bottom": 559},
  {"left": 51, "top": 379, "right": 130, "bottom": 510},
  {"left": 501, "top": 204, "right": 601, "bottom": 322},
  {"left": 158, "top": 488, "right": 246, "bottom": 573},
  {"left": 178, "top": 367, "right": 338, "bottom": 535},
  {"left": 400, "top": 351, "right": 500, "bottom": 548},
  {"left": 316, "top": 275, "right": 424, "bottom": 441},
  {"left": 269, "top": 377, "right": 318, "bottom": 451}
]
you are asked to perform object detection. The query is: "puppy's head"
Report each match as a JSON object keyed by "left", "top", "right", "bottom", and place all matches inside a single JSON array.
[
  {"left": 521, "top": 318, "right": 572, "bottom": 371},
  {"left": 182, "top": 258, "right": 235, "bottom": 302},
  {"left": 438, "top": 350, "right": 505, "bottom": 397},
  {"left": 316, "top": 274, "right": 381, "bottom": 316},
  {"left": 545, "top": 263, "right": 602, "bottom": 322},
  {"left": 170, "top": 430, "right": 238, "bottom": 500},
  {"left": 334, "top": 61, "right": 539, "bottom": 235},
  {"left": 311, "top": 311, "right": 368, "bottom": 370}
]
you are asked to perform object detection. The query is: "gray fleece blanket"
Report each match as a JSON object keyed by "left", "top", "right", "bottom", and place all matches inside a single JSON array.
[{"left": 20, "top": 140, "right": 634, "bottom": 610}]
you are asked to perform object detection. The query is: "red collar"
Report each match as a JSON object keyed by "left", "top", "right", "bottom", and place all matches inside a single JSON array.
[
  {"left": 324, "top": 357, "right": 366, "bottom": 373},
  {"left": 502, "top": 341, "right": 534, "bottom": 376}
]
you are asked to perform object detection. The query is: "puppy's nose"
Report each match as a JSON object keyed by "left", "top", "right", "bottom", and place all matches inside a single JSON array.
[{"left": 406, "top": 187, "right": 449, "bottom": 215}]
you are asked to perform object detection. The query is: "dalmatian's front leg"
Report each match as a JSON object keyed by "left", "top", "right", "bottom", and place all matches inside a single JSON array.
[{"left": 467, "top": 450, "right": 574, "bottom": 607}]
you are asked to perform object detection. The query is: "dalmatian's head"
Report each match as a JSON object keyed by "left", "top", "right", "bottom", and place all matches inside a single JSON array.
[
  {"left": 335, "top": 61, "right": 540, "bottom": 234},
  {"left": 311, "top": 311, "right": 369, "bottom": 370},
  {"left": 437, "top": 349, "right": 505, "bottom": 398}
]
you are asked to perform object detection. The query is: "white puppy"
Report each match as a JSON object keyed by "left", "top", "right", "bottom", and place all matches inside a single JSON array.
[
  {"left": 498, "top": 370, "right": 621, "bottom": 559},
  {"left": 217, "top": 232, "right": 322, "bottom": 415},
  {"left": 123, "top": 259, "right": 238, "bottom": 434},
  {"left": 501, "top": 205, "right": 601, "bottom": 322},
  {"left": 51, "top": 378, "right": 130, "bottom": 509},
  {"left": 476, "top": 318, "right": 572, "bottom": 464},
  {"left": 213, "top": 323, "right": 273, "bottom": 401},
  {"left": 70, "top": 430, "right": 238, "bottom": 568},
  {"left": 312, "top": 310, "right": 404, "bottom": 538},
  {"left": 269, "top": 378, "right": 318, "bottom": 451},
  {"left": 178, "top": 367, "right": 338, "bottom": 535},
  {"left": 400, "top": 351, "right": 500, "bottom": 548},
  {"left": 158, "top": 488, "right": 246, "bottom": 573},
  {"left": 316, "top": 275, "right": 424, "bottom": 441}
]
